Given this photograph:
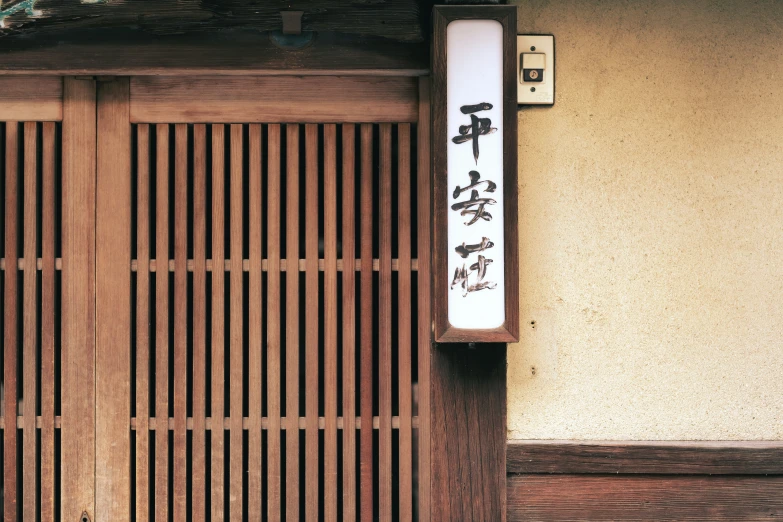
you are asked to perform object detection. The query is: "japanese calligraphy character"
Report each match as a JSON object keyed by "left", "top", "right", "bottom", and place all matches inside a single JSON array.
[
  {"left": 452, "top": 102, "right": 497, "bottom": 164},
  {"left": 451, "top": 189, "right": 496, "bottom": 226},
  {"left": 455, "top": 236, "right": 494, "bottom": 259},
  {"left": 450, "top": 255, "right": 497, "bottom": 297},
  {"left": 453, "top": 170, "right": 497, "bottom": 199}
]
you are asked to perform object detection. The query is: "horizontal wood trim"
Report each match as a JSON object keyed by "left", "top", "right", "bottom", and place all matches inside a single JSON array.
[
  {"left": 130, "top": 76, "right": 419, "bottom": 123},
  {"left": 507, "top": 440, "right": 783, "bottom": 475},
  {"left": 0, "top": 32, "right": 428, "bottom": 76},
  {"left": 508, "top": 474, "right": 783, "bottom": 521},
  {"left": 0, "top": 77, "right": 62, "bottom": 120}
]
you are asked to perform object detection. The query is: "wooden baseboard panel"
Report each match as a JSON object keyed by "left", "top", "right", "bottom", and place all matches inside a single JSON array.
[
  {"left": 508, "top": 474, "right": 783, "bottom": 521},
  {"left": 507, "top": 441, "right": 783, "bottom": 521}
]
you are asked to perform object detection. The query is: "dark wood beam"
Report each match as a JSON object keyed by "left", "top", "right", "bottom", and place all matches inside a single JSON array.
[
  {"left": 508, "top": 440, "right": 783, "bottom": 475},
  {"left": 0, "top": 30, "right": 429, "bottom": 75},
  {"left": 0, "top": 0, "right": 424, "bottom": 42}
]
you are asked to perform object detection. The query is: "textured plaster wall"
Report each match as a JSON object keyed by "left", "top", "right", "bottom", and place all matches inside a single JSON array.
[{"left": 508, "top": 0, "right": 783, "bottom": 440}]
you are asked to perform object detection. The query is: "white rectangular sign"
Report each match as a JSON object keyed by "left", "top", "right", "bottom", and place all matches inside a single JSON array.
[{"left": 446, "top": 19, "right": 506, "bottom": 329}]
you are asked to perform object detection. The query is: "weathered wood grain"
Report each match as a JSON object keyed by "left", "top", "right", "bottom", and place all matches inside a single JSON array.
[
  {"left": 304, "top": 123, "right": 320, "bottom": 521},
  {"left": 266, "top": 124, "right": 282, "bottom": 522},
  {"left": 323, "top": 123, "right": 338, "bottom": 522},
  {"left": 229, "top": 123, "right": 244, "bottom": 522},
  {"left": 284, "top": 123, "right": 301, "bottom": 521},
  {"left": 397, "top": 123, "right": 413, "bottom": 522},
  {"left": 154, "top": 123, "right": 170, "bottom": 522},
  {"left": 22, "top": 121, "right": 38, "bottom": 522},
  {"left": 341, "top": 123, "right": 358, "bottom": 522},
  {"left": 61, "top": 76, "right": 97, "bottom": 522},
  {"left": 39, "top": 121, "right": 56, "bottom": 522},
  {"left": 173, "top": 123, "right": 188, "bottom": 522},
  {"left": 248, "top": 123, "right": 264, "bottom": 522},
  {"left": 4, "top": 118, "right": 20, "bottom": 522},
  {"left": 0, "top": 77, "right": 61, "bottom": 120},
  {"left": 130, "top": 76, "right": 418, "bottom": 123},
  {"left": 0, "top": 1, "right": 423, "bottom": 41},
  {"left": 0, "top": 33, "right": 428, "bottom": 76},
  {"left": 431, "top": 344, "right": 507, "bottom": 522},
  {"left": 95, "top": 78, "right": 132, "bottom": 522},
  {"left": 210, "top": 124, "right": 226, "bottom": 522},
  {"left": 507, "top": 440, "right": 783, "bottom": 475},
  {"left": 191, "top": 123, "right": 207, "bottom": 522},
  {"left": 378, "top": 123, "right": 393, "bottom": 521},
  {"left": 359, "top": 123, "right": 374, "bottom": 522},
  {"left": 416, "top": 76, "right": 432, "bottom": 522},
  {"left": 507, "top": 474, "right": 783, "bottom": 521},
  {"left": 134, "top": 123, "right": 151, "bottom": 522}
]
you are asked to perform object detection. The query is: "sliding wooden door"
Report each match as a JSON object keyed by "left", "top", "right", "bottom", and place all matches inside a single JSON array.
[
  {"left": 93, "top": 76, "right": 432, "bottom": 522},
  {"left": 1, "top": 77, "right": 97, "bottom": 522}
]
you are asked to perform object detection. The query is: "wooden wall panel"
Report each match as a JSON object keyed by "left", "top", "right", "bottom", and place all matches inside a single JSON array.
[{"left": 508, "top": 475, "right": 783, "bottom": 521}]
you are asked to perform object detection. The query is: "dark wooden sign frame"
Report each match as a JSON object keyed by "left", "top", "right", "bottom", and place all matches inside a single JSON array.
[{"left": 431, "top": 4, "right": 519, "bottom": 343}]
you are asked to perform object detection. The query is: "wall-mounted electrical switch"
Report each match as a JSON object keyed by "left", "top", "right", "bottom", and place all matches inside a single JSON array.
[{"left": 518, "top": 35, "right": 554, "bottom": 105}]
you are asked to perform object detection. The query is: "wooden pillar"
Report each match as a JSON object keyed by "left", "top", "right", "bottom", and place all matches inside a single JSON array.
[{"left": 430, "top": 344, "right": 507, "bottom": 522}]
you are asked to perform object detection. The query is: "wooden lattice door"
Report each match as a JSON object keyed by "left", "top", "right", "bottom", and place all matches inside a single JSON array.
[
  {"left": 1, "top": 77, "right": 97, "bottom": 522},
  {"left": 94, "top": 76, "right": 432, "bottom": 522},
  {"left": 2, "top": 75, "right": 432, "bottom": 522}
]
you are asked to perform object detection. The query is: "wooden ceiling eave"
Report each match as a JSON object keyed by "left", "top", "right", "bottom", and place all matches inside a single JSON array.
[
  {"left": 0, "top": 30, "right": 430, "bottom": 76},
  {"left": 0, "top": 0, "right": 437, "bottom": 76}
]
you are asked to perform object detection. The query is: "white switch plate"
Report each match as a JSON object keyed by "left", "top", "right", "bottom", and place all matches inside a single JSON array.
[{"left": 517, "top": 35, "right": 554, "bottom": 105}]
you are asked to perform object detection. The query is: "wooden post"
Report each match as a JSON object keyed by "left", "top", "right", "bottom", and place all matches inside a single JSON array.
[{"left": 61, "top": 76, "right": 97, "bottom": 522}]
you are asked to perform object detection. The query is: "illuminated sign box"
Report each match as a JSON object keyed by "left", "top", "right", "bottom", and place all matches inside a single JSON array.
[{"left": 432, "top": 5, "right": 519, "bottom": 343}]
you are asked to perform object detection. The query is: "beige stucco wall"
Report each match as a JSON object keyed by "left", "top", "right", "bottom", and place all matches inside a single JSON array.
[{"left": 508, "top": 0, "right": 783, "bottom": 440}]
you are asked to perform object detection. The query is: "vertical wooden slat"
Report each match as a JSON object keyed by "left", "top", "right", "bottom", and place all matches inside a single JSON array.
[
  {"left": 136, "top": 124, "right": 152, "bottom": 522},
  {"left": 397, "top": 123, "right": 413, "bottom": 522},
  {"left": 61, "top": 77, "right": 96, "bottom": 522},
  {"left": 96, "top": 78, "right": 132, "bottom": 522},
  {"left": 22, "top": 121, "right": 38, "bottom": 522},
  {"left": 359, "top": 123, "right": 374, "bottom": 522},
  {"left": 284, "top": 123, "right": 300, "bottom": 521},
  {"left": 191, "top": 124, "right": 207, "bottom": 522},
  {"left": 341, "top": 124, "right": 357, "bottom": 522},
  {"left": 173, "top": 123, "right": 188, "bottom": 522},
  {"left": 266, "top": 124, "right": 282, "bottom": 522},
  {"left": 304, "top": 123, "right": 320, "bottom": 521},
  {"left": 155, "top": 123, "right": 170, "bottom": 522},
  {"left": 323, "top": 124, "right": 338, "bottom": 522},
  {"left": 248, "top": 123, "right": 264, "bottom": 522},
  {"left": 39, "top": 121, "right": 56, "bottom": 522},
  {"left": 4, "top": 121, "right": 19, "bottom": 522},
  {"left": 378, "top": 123, "right": 393, "bottom": 522},
  {"left": 211, "top": 124, "right": 226, "bottom": 522},
  {"left": 229, "top": 123, "right": 244, "bottom": 522},
  {"left": 417, "top": 77, "right": 432, "bottom": 522}
]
